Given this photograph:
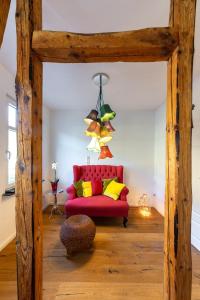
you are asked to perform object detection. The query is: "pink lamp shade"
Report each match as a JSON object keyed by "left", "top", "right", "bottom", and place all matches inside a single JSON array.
[
  {"left": 103, "top": 121, "right": 115, "bottom": 132},
  {"left": 98, "top": 145, "right": 113, "bottom": 159}
]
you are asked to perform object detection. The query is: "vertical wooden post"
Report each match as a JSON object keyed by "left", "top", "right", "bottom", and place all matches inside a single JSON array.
[
  {"left": 15, "top": 1, "right": 42, "bottom": 299},
  {"left": 165, "top": 0, "right": 197, "bottom": 299},
  {"left": 0, "top": 0, "right": 11, "bottom": 47}
]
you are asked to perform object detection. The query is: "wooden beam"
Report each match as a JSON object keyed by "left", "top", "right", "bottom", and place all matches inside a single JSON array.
[
  {"left": 32, "top": 27, "right": 178, "bottom": 63},
  {"left": 0, "top": 0, "right": 11, "bottom": 47},
  {"left": 165, "top": 0, "right": 197, "bottom": 300},
  {"left": 15, "top": 0, "right": 43, "bottom": 299}
]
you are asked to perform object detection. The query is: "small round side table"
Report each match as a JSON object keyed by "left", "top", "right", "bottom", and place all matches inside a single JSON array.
[
  {"left": 48, "top": 189, "right": 64, "bottom": 218},
  {"left": 60, "top": 215, "right": 96, "bottom": 257}
]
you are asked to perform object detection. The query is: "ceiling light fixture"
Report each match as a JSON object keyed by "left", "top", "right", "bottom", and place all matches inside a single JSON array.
[{"left": 84, "top": 73, "right": 116, "bottom": 159}]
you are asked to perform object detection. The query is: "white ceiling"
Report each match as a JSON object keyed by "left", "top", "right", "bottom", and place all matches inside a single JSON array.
[
  {"left": 0, "top": 0, "right": 200, "bottom": 111},
  {"left": 43, "top": 62, "right": 167, "bottom": 110}
]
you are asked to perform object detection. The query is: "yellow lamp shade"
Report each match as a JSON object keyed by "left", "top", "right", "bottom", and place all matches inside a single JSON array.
[
  {"left": 85, "top": 121, "right": 101, "bottom": 138},
  {"left": 99, "top": 126, "right": 112, "bottom": 144},
  {"left": 87, "top": 137, "right": 100, "bottom": 153},
  {"left": 99, "top": 135, "right": 112, "bottom": 144},
  {"left": 100, "top": 126, "right": 110, "bottom": 138}
]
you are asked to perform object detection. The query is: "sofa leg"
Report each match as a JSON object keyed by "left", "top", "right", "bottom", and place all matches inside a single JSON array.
[{"left": 123, "top": 217, "right": 128, "bottom": 228}]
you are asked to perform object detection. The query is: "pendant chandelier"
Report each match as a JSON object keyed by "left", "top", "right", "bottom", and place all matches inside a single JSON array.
[{"left": 84, "top": 73, "right": 116, "bottom": 159}]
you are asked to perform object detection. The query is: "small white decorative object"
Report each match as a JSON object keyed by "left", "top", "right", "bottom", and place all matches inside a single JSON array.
[
  {"left": 52, "top": 162, "right": 57, "bottom": 170},
  {"left": 51, "top": 162, "right": 58, "bottom": 182}
]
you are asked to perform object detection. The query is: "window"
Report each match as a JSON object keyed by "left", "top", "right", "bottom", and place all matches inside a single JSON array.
[{"left": 7, "top": 103, "right": 17, "bottom": 187}]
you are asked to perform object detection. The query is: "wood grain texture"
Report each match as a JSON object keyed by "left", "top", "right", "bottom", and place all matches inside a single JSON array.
[
  {"left": 32, "top": 27, "right": 178, "bottom": 63},
  {"left": 1, "top": 208, "right": 200, "bottom": 300},
  {"left": 0, "top": 0, "right": 11, "bottom": 47},
  {"left": 15, "top": 0, "right": 42, "bottom": 299},
  {"left": 165, "top": 0, "right": 197, "bottom": 299}
]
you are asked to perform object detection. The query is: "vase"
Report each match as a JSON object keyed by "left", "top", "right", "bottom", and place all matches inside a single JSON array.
[{"left": 51, "top": 179, "right": 59, "bottom": 193}]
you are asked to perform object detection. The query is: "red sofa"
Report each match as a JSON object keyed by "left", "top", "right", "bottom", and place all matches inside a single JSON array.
[{"left": 65, "top": 165, "right": 129, "bottom": 227}]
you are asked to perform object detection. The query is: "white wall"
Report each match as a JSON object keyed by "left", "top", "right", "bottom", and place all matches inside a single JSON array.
[
  {"left": 42, "top": 105, "right": 52, "bottom": 209},
  {"left": 192, "top": 75, "right": 200, "bottom": 251},
  {"left": 191, "top": 0, "right": 200, "bottom": 250},
  {"left": 50, "top": 109, "right": 155, "bottom": 206},
  {"left": 154, "top": 102, "right": 166, "bottom": 216},
  {"left": 153, "top": 77, "right": 200, "bottom": 251},
  {"left": 0, "top": 62, "right": 52, "bottom": 250},
  {"left": 0, "top": 63, "right": 16, "bottom": 251}
]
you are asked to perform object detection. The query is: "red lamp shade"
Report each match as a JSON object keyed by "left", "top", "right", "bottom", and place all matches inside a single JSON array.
[{"left": 98, "top": 145, "right": 113, "bottom": 159}]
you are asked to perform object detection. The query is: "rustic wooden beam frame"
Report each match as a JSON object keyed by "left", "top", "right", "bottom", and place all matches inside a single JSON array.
[
  {"left": 0, "top": 0, "right": 11, "bottom": 47},
  {"left": 164, "top": 0, "right": 197, "bottom": 299},
  {"left": 16, "top": 0, "right": 196, "bottom": 299},
  {"left": 32, "top": 27, "right": 178, "bottom": 63},
  {"left": 16, "top": 0, "right": 43, "bottom": 299}
]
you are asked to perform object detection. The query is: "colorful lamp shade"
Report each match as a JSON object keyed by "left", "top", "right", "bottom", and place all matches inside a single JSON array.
[
  {"left": 99, "top": 126, "right": 112, "bottom": 143},
  {"left": 84, "top": 109, "right": 98, "bottom": 125},
  {"left": 100, "top": 104, "right": 116, "bottom": 122},
  {"left": 99, "top": 135, "right": 112, "bottom": 144},
  {"left": 99, "top": 145, "right": 113, "bottom": 159},
  {"left": 85, "top": 121, "right": 101, "bottom": 138},
  {"left": 103, "top": 121, "right": 115, "bottom": 132},
  {"left": 99, "top": 141, "right": 105, "bottom": 147},
  {"left": 100, "top": 126, "right": 110, "bottom": 138},
  {"left": 84, "top": 74, "right": 115, "bottom": 159},
  {"left": 87, "top": 137, "right": 100, "bottom": 153}
]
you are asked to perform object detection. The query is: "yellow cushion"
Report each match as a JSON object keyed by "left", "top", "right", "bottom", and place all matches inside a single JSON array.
[
  {"left": 104, "top": 181, "right": 125, "bottom": 200},
  {"left": 82, "top": 181, "right": 92, "bottom": 197}
]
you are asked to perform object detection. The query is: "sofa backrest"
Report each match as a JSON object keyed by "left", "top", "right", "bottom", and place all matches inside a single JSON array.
[{"left": 73, "top": 165, "right": 123, "bottom": 183}]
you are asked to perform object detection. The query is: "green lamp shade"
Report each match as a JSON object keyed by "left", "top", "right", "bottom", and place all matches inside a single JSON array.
[{"left": 100, "top": 104, "right": 116, "bottom": 122}]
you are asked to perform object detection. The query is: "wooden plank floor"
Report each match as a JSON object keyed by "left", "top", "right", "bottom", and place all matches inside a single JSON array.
[{"left": 0, "top": 207, "right": 200, "bottom": 299}]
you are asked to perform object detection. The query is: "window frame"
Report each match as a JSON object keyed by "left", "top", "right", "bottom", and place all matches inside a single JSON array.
[{"left": 7, "top": 96, "right": 17, "bottom": 189}]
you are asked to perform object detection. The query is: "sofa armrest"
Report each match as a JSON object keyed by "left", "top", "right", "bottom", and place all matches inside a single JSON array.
[
  {"left": 66, "top": 184, "right": 77, "bottom": 200},
  {"left": 120, "top": 186, "right": 129, "bottom": 201}
]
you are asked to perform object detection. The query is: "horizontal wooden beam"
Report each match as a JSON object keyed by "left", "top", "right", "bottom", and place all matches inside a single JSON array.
[
  {"left": 0, "top": 0, "right": 11, "bottom": 47},
  {"left": 32, "top": 27, "right": 178, "bottom": 63}
]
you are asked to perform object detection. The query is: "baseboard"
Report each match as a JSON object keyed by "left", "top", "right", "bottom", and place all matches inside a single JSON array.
[
  {"left": 0, "top": 232, "right": 16, "bottom": 252},
  {"left": 153, "top": 198, "right": 164, "bottom": 217},
  {"left": 192, "top": 210, "right": 200, "bottom": 251},
  {"left": 191, "top": 235, "right": 200, "bottom": 251},
  {"left": 0, "top": 202, "right": 59, "bottom": 252},
  {"left": 43, "top": 202, "right": 50, "bottom": 211}
]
